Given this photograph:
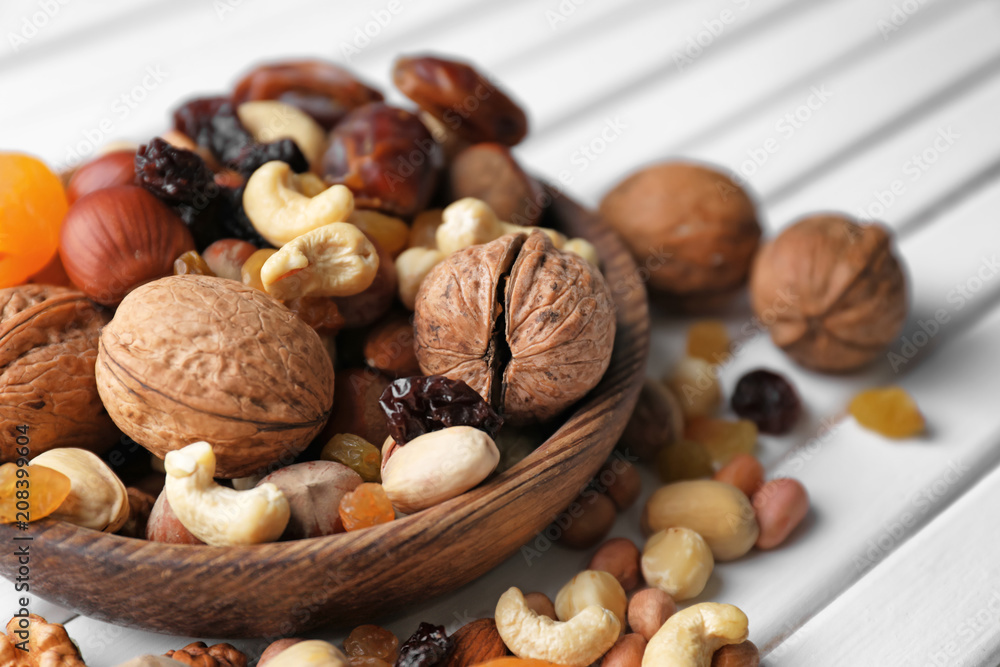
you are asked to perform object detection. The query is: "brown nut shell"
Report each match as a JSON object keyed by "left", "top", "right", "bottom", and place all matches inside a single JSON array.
[
  {"left": 749, "top": 214, "right": 908, "bottom": 372},
  {"left": 449, "top": 143, "right": 544, "bottom": 226},
  {"left": 599, "top": 162, "right": 761, "bottom": 302},
  {"left": 393, "top": 55, "right": 528, "bottom": 146},
  {"left": 96, "top": 275, "right": 334, "bottom": 478},
  {"left": 0, "top": 285, "right": 117, "bottom": 462}
]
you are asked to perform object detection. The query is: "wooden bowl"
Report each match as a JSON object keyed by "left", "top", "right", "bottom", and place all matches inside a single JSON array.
[{"left": 0, "top": 192, "right": 649, "bottom": 637}]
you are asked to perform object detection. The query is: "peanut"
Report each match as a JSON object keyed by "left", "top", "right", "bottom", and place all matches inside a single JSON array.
[
  {"left": 523, "top": 592, "right": 557, "bottom": 620},
  {"left": 557, "top": 492, "right": 617, "bottom": 549},
  {"left": 627, "top": 588, "right": 676, "bottom": 641},
  {"left": 601, "top": 633, "right": 647, "bottom": 667},
  {"left": 641, "top": 528, "right": 714, "bottom": 601},
  {"left": 588, "top": 538, "right": 642, "bottom": 592},
  {"left": 713, "top": 454, "right": 764, "bottom": 497},
  {"left": 711, "top": 640, "right": 760, "bottom": 667},
  {"left": 752, "top": 478, "right": 809, "bottom": 549}
]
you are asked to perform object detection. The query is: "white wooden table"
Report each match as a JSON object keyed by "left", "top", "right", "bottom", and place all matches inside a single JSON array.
[{"left": 2, "top": 0, "right": 1000, "bottom": 664}]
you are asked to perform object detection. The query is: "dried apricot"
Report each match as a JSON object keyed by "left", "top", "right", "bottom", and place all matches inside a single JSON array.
[
  {"left": 0, "top": 153, "right": 68, "bottom": 288},
  {"left": 322, "top": 434, "right": 382, "bottom": 482},
  {"left": 684, "top": 417, "right": 757, "bottom": 466},
  {"left": 338, "top": 482, "right": 395, "bottom": 531},
  {"left": 686, "top": 320, "right": 730, "bottom": 363},
  {"left": 0, "top": 463, "right": 72, "bottom": 523},
  {"left": 849, "top": 386, "right": 924, "bottom": 438}
]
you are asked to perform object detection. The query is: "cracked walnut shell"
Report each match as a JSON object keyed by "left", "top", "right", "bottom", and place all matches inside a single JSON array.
[
  {"left": 749, "top": 214, "right": 908, "bottom": 372},
  {"left": 96, "top": 275, "right": 334, "bottom": 478},
  {"left": 414, "top": 231, "right": 615, "bottom": 424},
  {"left": 0, "top": 285, "right": 117, "bottom": 463}
]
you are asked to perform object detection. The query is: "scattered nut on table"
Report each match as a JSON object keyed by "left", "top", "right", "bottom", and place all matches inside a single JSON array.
[
  {"left": 642, "top": 527, "right": 715, "bottom": 601},
  {"left": 643, "top": 602, "right": 749, "bottom": 667},
  {"left": 555, "top": 570, "right": 628, "bottom": 633}
]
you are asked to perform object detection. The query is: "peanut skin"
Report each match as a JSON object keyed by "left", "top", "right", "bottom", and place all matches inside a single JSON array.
[
  {"left": 713, "top": 453, "right": 764, "bottom": 497},
  {"left": 627, "top": 588, "right": 676, "bottom": 641},
  {"left": 752, "top": 478, "right": 809, "bottom": 549},
  {"left": 523, "top": 592, "right": 557, "bottom": 620},
  {"left": 601, "top": 633, "right": 647, "bottom": 667},
  {"left": 601, "top": 459, "right": 642, "bottom": 511},
  {"left": 588, "top": 538, "right": 642, "bottom": 592},
  {"left": 711, "top": 640, "right": 760, "bottom": 667},
  {"left": 557, "top": 492, "right": 617, "bottom": 549}
]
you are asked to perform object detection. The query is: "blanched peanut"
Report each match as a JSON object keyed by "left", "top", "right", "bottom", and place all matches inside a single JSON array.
[
  {"left": 588, "top": 538, "right": 642, "bottom": 592},
  {"left": 627, "top": 588, "right": 676, "bottom": 641},
  {"left": 665, "top": 357, "right": 721, "bottom": 419},
  {"left": 752, "top": 478, "right": 809, "bottom": 549},
  {"left": 601, "top": 633, "right": 647, "bottom": 667},
  {"left": 395, "top": 247, "right": 446, "bottom": 310},
  {"left": 524, "top": 592, "right": 557, "bottom": 620},
  {"left": 713, "top": 454, "right": 764, "bottom": 497},
  {"left": 557, "top": 492, "right": 616, "bottom": 549},
  {"left": 641, "top": 528, "right": 714, "bottom": 601},
  {"left": 643, "top": 480, "right": 759, "bottom": 561},
  {"left": 555, "top": 570, "right": 628, "bottom": 632},
  {"left": 711, "top": 640, "right": 760, "bottom": 667}
]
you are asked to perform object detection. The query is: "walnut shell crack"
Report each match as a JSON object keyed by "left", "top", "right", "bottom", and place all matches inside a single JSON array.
[
  {"left": 96, "top": 275, "right": 334, "bottom": 477},
  {"left": 0, "top": 284, "right": 117, "bottom": 463},
  {"left": 415, "top": 231, "right": 615, "bottom": 424}
]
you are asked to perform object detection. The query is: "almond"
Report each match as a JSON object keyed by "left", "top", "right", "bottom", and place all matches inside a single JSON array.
[{"left": 445, "top": 618, "right": 509, "bottom": 667}]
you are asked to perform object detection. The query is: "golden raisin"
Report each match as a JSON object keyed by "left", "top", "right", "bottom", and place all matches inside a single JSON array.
[
  {"left": 339, "top": 483, "right": 395, "bottom": 531},
  {"left": 0, "top": 153, "right": 67, "bottom": 288},
  {"left": 344, "top": 625, "right": 399, "bottom": 662},
  {"left": 322, "top": 434, "right": 382, "bottom": 482},
  {"left": 849, "top": 386, "right": 925, "bottom": 438},
  {"left": 686, "top": 320, "right": 730, "bottom": 364},
  {"left": 657, "top": 439, "right": 713, "bottom": 483},
  {"left": 684, "top": 417, "right": 758, "bottom": 466},
  {"left": 240, "top": 248, "right": 277, "bottom": 291},
  {"left": 173, "top": 250, "right": 215, "bottom": 276},
  {"left": 0, "top": 463, "right": 72, "bottom": 523}
]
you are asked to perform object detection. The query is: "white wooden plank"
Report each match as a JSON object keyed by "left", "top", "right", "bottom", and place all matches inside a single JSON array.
[{"left": 769, "top": 460, "right": 1000, "bottom": 665}]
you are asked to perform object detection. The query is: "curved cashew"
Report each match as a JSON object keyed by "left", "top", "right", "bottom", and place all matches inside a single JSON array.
[
  {"left": 495, "top": 587, "right": 620, "bottom": 667},
  {"left": 395, "top": 247, "right": 447, "bottom": 310},
  {"left": 642, "top": 602, "right": 748, "bottom": 667},
  {"left": 164, "top": 442, "right": 290, "bottom": 546},
  {"left": 31, "top": 448, "right": 129, "bottom": 533},
  {"left": 237, "top": 100, "right": 328, "bottom": 167},
  {"left": 347, "top": 209, "right": 409, "bottom": 258},
  {"left": 264, "top": 640, "right": 348, "bottom": 667},
  {"left": 244, "top": 161, "right": 354, "bottom": 247},
  {"left": 261, "top": 222, "right": 379, "bottom": 300}
]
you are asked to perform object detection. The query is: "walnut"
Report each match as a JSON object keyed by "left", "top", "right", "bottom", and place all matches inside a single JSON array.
[
  {"left": 415, "top": 231, "right": 616, "bottom": 424},
  {"left": 598, "top": 162, "right": 761, "bottom": 305},
  {"left": 0, "top": 285, "right": 117, "bottom": 463},
  {"left": 96, "top": 275, "right": 334, "bottom": 478},
  {"left": 749, "top": 214, "right": 908, "bottom": 372},
  {"left": 1, "top": 613, "right": 85, "bottom": 666},
  {"left": 164, "top": 642, "right": 247, "bottom": 667}
]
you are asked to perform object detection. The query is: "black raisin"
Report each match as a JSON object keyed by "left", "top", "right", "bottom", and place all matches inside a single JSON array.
[
  {"left": 379, "top": 376, "right": 503, "bottom": 446},
  {"left": 730, "top": 369, "right": 801, "bottom": 435},
  {"left": 173, "top": 96, "right": 254, "bottom": 166},
  {"left": 395, "top": 623, "right": 453, "bottom": 667},
  {"left": 231, "top": 137, "right": 309, "bottom": 176},
  {"left": 135, "top": 138, "right": 215, "bottom": 207}
]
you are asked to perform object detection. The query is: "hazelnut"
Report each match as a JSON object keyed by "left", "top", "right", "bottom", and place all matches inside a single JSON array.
[
  {"left": 749, "top": 214, "right": 908, "bottom": 372},
  {"left": 147, "top": 491, "right": 204, "bottom": 544},
  {"left": 60, "top": 185, "right": 195, "bottom": 306},
  {"left": 449, "top": 143, "right": 544, "bottom": 226},
  {"left": 415, "top": 231, "right": 616, "bottom": 424},
  {"left": 599, "top": 162, "right": 761, "bottom": 305},
  {"left": 65, "top": 150, "right": 136, "bottom": 204},
  {"left": 96, "top": 275, "right": 334, "bottom": 478}
]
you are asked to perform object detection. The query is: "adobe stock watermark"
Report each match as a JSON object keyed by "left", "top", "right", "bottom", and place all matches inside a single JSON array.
[
  {"left": 545, "top": 0, "right": 588, "bottom": 31},
  {"left": 853, "top": 458, "right": 970, "bottom": 572},
  {"left": 339, "top": 0, "right": 407, "bottom": 62},
  {"left": 7, "top": 0, "right": 72, "bottom": 53},
  {"left": 856, "top": 126, "right": 959, "bottom": 222},
  {"left": 673, "top": 0, "right": 752, "bottom": 71},
  {"left": 922, "top": 589, "right": 1000, "bottom": 666},
  {"left": 887, "top": 254, "right": 999, "bottom": 372},
  {"left": 213, "top": 0, "right": 244, "bottom": 20},
  {"left": 55, "top": 65, "right": 169, "bottom": 172},
  {"left": 876, "top": 0, "right": 929, "bottom": 41}
]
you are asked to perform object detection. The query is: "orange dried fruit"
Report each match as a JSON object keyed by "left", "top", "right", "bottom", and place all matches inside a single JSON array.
[
  {"left": 849, "top": 386, "right": 925, "bottom": 438},
  {"left": 0, "top": 463, "right": 72, "bottom": 523},
  {"left": 339, "top": 482, "right": 395, "bottom": 531},
  {"left": 686, "top": 319, "right": 730, "bottom": 363},
  {"left": 0, "top": 153, "right": 68, "bottom": 288},
  {"left": 684, "top": 417, "right": 757, "bottom": 466}
]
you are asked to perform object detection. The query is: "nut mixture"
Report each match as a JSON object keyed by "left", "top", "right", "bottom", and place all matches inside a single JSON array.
[{"left": 0, "top": 48, "right": 927, "bottom": 667}]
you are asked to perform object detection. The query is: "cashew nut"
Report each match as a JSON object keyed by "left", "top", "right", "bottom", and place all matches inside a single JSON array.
[
  {"left": 261, "top": 222, "right": 379, "bottom": 300},
  {"left": 555, "top": 570, "right": 627, "bottom": 632},
  {"left": 395, "top": 246, "right": 447, "bottom": 310},
  {"left": 31, "top": 448, "right": 129, "bottom": 532},
  {"left": 495, "top": 587, "right": 620, "bottom": 667},
  {"left": 243, "top": 161, "right": 355, "bottom": 247},
  {"left": 381, "top": 426, "right": 499, "bottom": 514},
  {"left": 164, "top": 441, "right": 290, "bottom": 546},
  {"left": 642, "top": 527, "right": 715, "bottom": 601},
  {"left": 237, "top": 100, "right": 327, "bottom": 167},
  {"left": 642, "top": 602, "right": 748, "bottom": 667},
  {"left": 263, "top": 640, "right": 348, "bottom": 667},
  {"left": 347, "top": 209, "right": 409, "bottom": 258}
]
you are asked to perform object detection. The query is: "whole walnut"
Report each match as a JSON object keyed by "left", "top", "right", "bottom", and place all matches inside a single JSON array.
[
  {"left": 165, "top": 641, "right": 247, "bottom": 667},
  {"left": 0, "top": 285, "right": 117, "bottom": 463},
  {"left": 749, "top": 214, "right": 908, "bottom": 372},
  {"left": 96, "top": 275, "right": 334, "bottom": 478},
  {"left": 599, "top": 162, "right": 761, "bottom": 305},
  {"left": 415, "top": 231, "right": 615, "bottom": 424}
]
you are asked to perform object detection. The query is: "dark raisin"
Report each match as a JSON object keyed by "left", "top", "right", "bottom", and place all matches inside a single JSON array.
[
  {"left": 231, "top": 137, "right": 309, "bottom": 176},
  {"left": 379, "top": 376, "right": 503, "bottom": 446},
  {"left": 173, "top": 96, "right": 254, "bottom": 166},
  {"left": 135, "top": 138, "right": 216, "bottom": 207},
  {"left": 730, "top": 369, "right": 801, "bottom": 435},
  {"left": 394, "top": 623, "right": 453, "bottom": 667}
]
